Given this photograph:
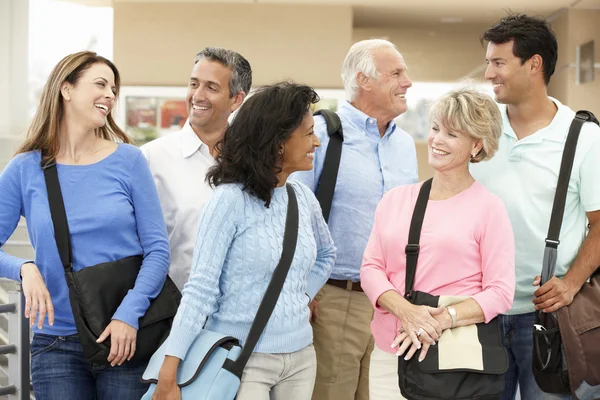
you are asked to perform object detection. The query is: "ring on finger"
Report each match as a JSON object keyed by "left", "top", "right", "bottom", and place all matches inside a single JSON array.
[{"left": 416, "top": 327, "right": 424, "bottom": 336}]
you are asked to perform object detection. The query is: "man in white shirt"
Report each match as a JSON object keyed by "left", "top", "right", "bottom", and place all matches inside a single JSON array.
[
  {"left": 472, "top": 14, "right": 600, "bottom": 400},
  {"left": 141, "top": 47, "right": 252, "bottom": 289}
]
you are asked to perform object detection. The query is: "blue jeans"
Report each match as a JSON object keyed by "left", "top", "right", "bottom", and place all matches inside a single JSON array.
[
  {"left": 500, "top": 313, "right": 572, "bottom": 400},
  {"left": 31, "top": 334, "right": 149, "bottom": 400}
]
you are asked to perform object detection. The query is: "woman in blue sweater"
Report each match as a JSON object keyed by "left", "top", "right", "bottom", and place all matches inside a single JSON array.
[
  {"left": 152, "top": 82, "right": 336, "bottom": 400},
  {"left": 0, "top": 51, "right": 170, "bottom": 399}
]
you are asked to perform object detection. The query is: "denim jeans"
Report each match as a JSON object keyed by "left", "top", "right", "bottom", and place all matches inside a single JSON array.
[
  {"left": 30, "top": 334, "right": 149, "bottom": 400},
  {"left": 500, "top": 313, "right": 572, "bottom": 400}
]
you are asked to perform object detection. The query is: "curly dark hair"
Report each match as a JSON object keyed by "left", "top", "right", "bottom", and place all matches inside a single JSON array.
[
  {"left": 206, "top": 82, "right": 320, "bottom": 207},
  {"left": 481, "top": 13, "right": 557, "bottom": 85}
]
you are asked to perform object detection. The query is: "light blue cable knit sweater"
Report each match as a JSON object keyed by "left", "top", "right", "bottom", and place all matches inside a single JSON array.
[{"left": 165, "top": 180, "right": 336, "bottom": 359}]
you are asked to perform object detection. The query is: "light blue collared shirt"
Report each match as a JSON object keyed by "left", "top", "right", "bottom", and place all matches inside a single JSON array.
[{"left": 291, "top": 101, "right": 418, "bottom": 281}]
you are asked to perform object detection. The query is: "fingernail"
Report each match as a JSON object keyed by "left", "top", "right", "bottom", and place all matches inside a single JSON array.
[
  {"left": 417, "top": 345, "right": 421, "bottom": 349},
  {"left": 419, "top": 358, "right": 423, "bottom": 362},
  {"left": 396, "top": 351, "right": 402, "bottom": 356},
  {"left": 404, "top": 356, "right": 409, "bottom": 360}
]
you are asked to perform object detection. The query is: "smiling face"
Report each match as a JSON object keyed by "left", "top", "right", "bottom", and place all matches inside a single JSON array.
[
  {"left": 185, "top": 59, "right": 244, "bottom": 134},
  {"left": 485, "top": 40, "right": 532, "bottom": 105},
  {"left": 363, "top": 47, "right": 412, "bottom": 119},
  {"left": 281, "top": 111, "right": 320, "bottom": 174},
  {"left": 61, "top": 62, "right": 116, "bottom": 130},
  {"left": 428, "top": 120, "right": 482, "bottom": 173}
]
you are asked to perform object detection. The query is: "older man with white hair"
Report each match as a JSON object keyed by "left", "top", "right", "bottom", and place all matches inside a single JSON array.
[{"left": 292, "top": 39, "right": 418, "bottom": 400}]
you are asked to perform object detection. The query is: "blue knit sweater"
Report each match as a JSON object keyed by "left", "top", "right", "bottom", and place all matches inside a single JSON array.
[
  {"left": 0, "top": 145, "right": 170, "bottom": 335},
  {"left": 165, "top": 180, "right": 335, "bottom": 359}
]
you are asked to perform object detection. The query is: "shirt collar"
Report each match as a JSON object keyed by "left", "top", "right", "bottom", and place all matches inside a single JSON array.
[
  {"left": 337, "top": 101, "right": 397, "bottom": 137},
  {"left": 180, "top": 120, "right": 206, "bottom": 158},
  {"left": 501, "top": 97, "right": 572, "bottom": 143}
]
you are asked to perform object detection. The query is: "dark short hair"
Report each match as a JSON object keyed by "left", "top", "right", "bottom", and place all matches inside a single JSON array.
[
  {"left": 481, "top": 13, "right": 558, "bottom": 85},
  {"left": 206, "top": 82, "right": 320, "bottom": 207},
  {"left": 195, "top": 47, "right": 252, "bottom": 97}
]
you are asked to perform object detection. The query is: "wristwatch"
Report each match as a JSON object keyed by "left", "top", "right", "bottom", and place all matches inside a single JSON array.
[{"left": 447, "top": 306, "right": 457, "bottom": 328}]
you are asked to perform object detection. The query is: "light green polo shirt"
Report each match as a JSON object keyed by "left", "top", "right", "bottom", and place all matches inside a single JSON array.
[{"left": 471, "top": 98, "right": 600, "bottom": 315}]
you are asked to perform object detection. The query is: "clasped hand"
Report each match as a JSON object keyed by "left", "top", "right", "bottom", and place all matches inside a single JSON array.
[{"left": 391, "top": 304, "right": 447, "bottom": 363}]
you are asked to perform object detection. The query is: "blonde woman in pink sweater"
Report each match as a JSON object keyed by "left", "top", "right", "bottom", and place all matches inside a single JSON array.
[{"left": 360, "top": 88, "right": 515, "bottom": 399}]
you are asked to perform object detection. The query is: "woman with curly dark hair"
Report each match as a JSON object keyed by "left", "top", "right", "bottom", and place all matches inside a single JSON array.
[{"left": 151, "top": 82, "right": 336, "bottom": 400}]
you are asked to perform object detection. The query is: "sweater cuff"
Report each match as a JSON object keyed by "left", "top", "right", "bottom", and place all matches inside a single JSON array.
[
  {"left": 470, "top": 291, "right": 499, "bottom": 323},
  {"left": 112, "top": 290, "right": 149, "bottom": 330},
  {"left": 8, "top": 257, "right": 32, "bottom": 282},
  {"left": 306, "top": 272, "right": 326, "bottom": 300},
  {"left": 367, "top": 282, "right": 399, "bottom": 312},
  {"left": 164, "top": 326, "right": 199, "bottom": 361}
]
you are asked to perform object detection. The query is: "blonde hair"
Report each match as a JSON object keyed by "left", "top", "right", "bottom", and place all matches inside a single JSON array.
[
  {"left": 429, "top": 88, "right": 502, "bottom": 163},
  {"left": 16, "top": 51, "right": 131, "bottom": 164}
]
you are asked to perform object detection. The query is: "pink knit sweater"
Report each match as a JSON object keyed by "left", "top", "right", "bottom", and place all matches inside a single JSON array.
[{"left": 361, "top": 181, "right": 515, "bottom": 354}]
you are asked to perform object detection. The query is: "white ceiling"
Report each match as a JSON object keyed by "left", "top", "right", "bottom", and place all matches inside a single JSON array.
[{"left": 65, "top": 0, "right": 600, "bottom": 26}]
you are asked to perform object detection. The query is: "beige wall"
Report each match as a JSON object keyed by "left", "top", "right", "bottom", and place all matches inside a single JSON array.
[
  {"left": 114, "top": 2, "right": 352, "bottom": 88},
  {"left": 353, "top": 24, "right": 489, "bottom": 82},
  {"left": 549, "top": 9, "right": 600, "bottom": 115},
  {"left": 114, "top": 5, "right": 600, "bottom": 180},
  {"left": 548, "top": 11, "right": 569, "bottom": 105}
]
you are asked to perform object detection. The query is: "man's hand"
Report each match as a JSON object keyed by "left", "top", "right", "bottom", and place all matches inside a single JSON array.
[
  {"left": 532, "top": 275, "right": 579, "bottom": 313},
  {"left": 309, "top": 299, "right": 319, "bottom": 322}
]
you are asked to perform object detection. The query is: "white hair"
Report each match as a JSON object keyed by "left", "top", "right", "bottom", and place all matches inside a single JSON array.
[{"left": 341, "top": 39, "right": 398, "bottom": 101}]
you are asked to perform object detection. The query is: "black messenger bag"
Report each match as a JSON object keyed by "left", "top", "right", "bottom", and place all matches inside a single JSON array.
[
  {"left": 42, "top": 159, "right": 181, "bottom": 367},
  {"left": 398, "top": 179, "right": 509, "bottom": 400}
]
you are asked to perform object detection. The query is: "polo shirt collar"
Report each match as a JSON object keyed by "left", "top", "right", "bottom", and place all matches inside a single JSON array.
[{"left": 501, "top": 97, "right": 572, "bottom": 143}]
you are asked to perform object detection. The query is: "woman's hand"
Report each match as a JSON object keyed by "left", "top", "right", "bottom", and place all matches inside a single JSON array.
[
  {"left": 96, "top": 320, "right": 137, "bottom": 366},
  {"left": 153, "top": 356, "right": 182, "bottom": 400},
  {"left": 152, "top": 379, "right": 181, "bottom": 400},
  {"left": 20, "top": 263, "right": 54, "bottom": 329},
  {"left": 432, "top": 308, "right": 453, "bottom": 331},
  {"left": 309, "top": 299, "right": 319, "bottom": 322},
  {"left": 394, "top": 303, "right": 445, "bottom": 348},
  {"left": 392, "top": 330, "right": 433, "bottom": 363}
]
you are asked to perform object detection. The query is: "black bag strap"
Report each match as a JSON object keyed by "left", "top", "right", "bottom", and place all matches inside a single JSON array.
[
  {"left": 224, "top": 183, "right": 299, "bottom": 378},
  {"left": 541, "top": 111, "right": 599, "bottom": 283},
  {"left": 404, "top": 179, "right": 432, "bottom": 299},
  {"left": 314, "top": 109, "right": 343, "bottom": 223},
  {"left": 41, "top": 159, "right": 72, "bottom": 271}
]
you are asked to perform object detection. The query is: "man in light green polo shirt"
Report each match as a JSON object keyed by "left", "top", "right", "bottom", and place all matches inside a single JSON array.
[{"left": 471, "top": 13, "right": 600, "bottom": 400}]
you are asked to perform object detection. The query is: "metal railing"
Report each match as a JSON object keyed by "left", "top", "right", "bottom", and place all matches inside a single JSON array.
[{"left": 0, "top": 283, "right": 30, "bottom": 399}]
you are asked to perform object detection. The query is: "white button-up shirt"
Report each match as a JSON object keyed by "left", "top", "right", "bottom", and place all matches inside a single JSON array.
[{"left": 141, "top": 121, "right": 215, "bottom": 289}]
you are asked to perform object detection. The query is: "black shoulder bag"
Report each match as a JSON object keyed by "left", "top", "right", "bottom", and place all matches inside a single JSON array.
[
  {"left": 314, "top": 109, "right": 343, "bottom": 223},
  {"left": 42, "top": 159, "right": 182, "bottom": 367},
  {"left": 398, "top": 178, "right": 509, "bottom": 400}
]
